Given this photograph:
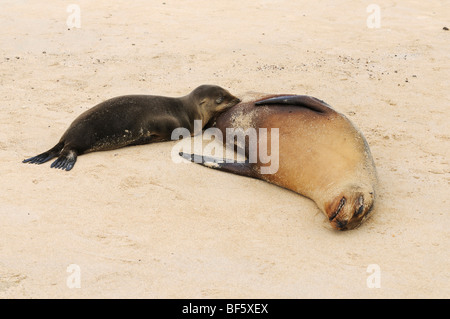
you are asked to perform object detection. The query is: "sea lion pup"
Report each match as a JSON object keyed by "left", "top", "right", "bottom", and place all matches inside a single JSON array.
[
  {"left": 23, "top": 85, "right": 240, "bottom": 171},
  {"left": 181, "top": 95, "right": 378, "bottom": 230}
]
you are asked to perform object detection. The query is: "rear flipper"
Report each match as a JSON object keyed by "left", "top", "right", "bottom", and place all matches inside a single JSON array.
[
  {"left": 179, "top": 152, "right": 260, "bottom": 179},
  {"left": 22, "top": 142, "right": 64, "bottom": 165},
  {"left": 254, "top": 95, "right": 332, "bottom": 114},
  {"left": 23, "top": 142, "right": 77, "bottom": 171},
  {"left": 50, "top": 149, "right": 78, "bottom": 171}
]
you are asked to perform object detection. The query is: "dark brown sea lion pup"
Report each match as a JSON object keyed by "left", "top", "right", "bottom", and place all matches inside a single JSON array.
[
  {"left": 181, "top": 95, "right": 378, "bottom": 230},
  {"left": 23, "top": 85, "right": 240, "bottom": 171}
]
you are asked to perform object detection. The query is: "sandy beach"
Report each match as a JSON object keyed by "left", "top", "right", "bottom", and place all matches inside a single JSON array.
[{"left": 1, "top": 0, "right": 449, "bottom": 298}]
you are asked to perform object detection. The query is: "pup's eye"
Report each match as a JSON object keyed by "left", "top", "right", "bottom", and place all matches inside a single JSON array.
[{"left": 215, "top": 96, "right": 224, "bottom": 104}]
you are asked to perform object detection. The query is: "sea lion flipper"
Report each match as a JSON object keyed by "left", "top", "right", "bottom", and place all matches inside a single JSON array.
[
  {"left": 23, "top": 153, "right": 56, "bottom": 164},
  {"left": 23, "top": 142, "right": 64, "bottom": 165},
  {"left": 254, "top": 95, "right": 331, "bottom": 113},
  {"left": 179, "top": 152, "right": 260, "bottom": 179},
  {"left": 50, "top": 149, "right": 77, "bottom": 171}
]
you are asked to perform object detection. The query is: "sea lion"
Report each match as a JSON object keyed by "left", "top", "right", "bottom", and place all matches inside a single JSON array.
[
  {"left": 181, "top": 95, "right": 378, "bottom": 230},
  {"left": 23, "top": 85, "right": 240, "bottom": 171}
]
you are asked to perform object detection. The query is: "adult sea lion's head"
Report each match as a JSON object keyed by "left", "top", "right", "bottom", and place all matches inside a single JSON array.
[{"left": 325, "top": 185, "right": 376, "bottom": 230}]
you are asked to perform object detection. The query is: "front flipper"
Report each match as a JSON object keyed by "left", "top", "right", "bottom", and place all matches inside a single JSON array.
[
  {"left": 254, "top": 95, "right": 332, "bottom": 114},
  {"left": 50, "top": 149, "right": 78, "bottom": 171},
  {"left": 179, "top": 152, "right": 260, "bottom": 179}
]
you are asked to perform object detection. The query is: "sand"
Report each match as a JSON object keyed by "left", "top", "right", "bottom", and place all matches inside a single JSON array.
[{"left": 1, "top": 0, "right": 448, "bottom": 298}]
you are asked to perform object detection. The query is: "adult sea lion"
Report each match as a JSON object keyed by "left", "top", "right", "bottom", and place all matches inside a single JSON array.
[
  {"left": 23, "top": 85, "right": 240, "bottom": 171},
  {"left": 181, "top": 95, "right": 378, "bottom": 230}
]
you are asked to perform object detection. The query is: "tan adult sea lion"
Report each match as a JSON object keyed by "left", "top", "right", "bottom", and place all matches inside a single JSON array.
[{"left": 181, "top": 95, "right": 378, "bottom": 230}]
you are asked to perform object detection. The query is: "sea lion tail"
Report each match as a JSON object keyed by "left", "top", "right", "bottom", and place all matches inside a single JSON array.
[
  {"left": 22, "top": 142, "right": 64, "bottom": 165},
  {"left": 179, "top": 152, "right": 260, "bottom": 179}
]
